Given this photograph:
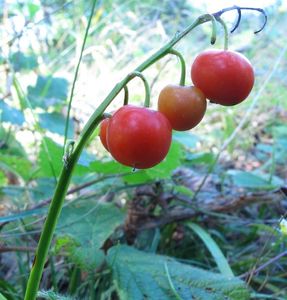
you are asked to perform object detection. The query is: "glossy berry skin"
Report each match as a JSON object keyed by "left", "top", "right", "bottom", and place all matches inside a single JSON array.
[
  {"left": 191, "top": 49, "right": 254, "bottom": 106},
  {"left": 107, "top": 105, "right": 172, "bottom": 169},
  {"left": 99, "top": 118, "right": 110, "bottom": 151},
  {"left": 158, "top": 84, "right": 206, "bottom": 131}
]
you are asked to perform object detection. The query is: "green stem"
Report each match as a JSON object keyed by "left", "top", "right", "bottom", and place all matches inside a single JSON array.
[
  {"left": 216, "top": 16, "right": 229, "bottom": 50},
  {"left": 24, "top": 11, "right": 231, "bottom": 300},
  {"left": 123, "top": 85, "right": 129, "bottom": 105},
  {"left": 63, "top": 0, "right": 98, "bottom": 153},
  {"left": 207, "top": 14, "right": 217, "bottom": 45},
  {"left": 168, "top": 49, "right": 186, "bottom": 86},
  {"left": 68, "top": 266, "right": 81, "bottom": 295},
  {"left": 128, "top": 71, "right": 150, "bottom": 107}
]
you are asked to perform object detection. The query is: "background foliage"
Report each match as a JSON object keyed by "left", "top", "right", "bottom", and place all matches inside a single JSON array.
[{"left": 0, "top": 0, "right": 287, "bottom": 299}]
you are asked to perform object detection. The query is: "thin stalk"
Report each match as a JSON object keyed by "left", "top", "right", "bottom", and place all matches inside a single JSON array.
[
  {"left": 49, "top": 255, "right": 58, "bottom": 292},
  {"left": 206, "top": 14, "right": 217, "bottom": 45},
  {"left": 216, "top": 17, "right": 229, "bottom": 50},
  {"left": 123, "top": 85, "right": 129, "bottom": 105},
  {"left": 168, "top": 49, "right": 186, "bottom": 86},
  {"left": 68, "top": 266, "right": 81, "bottom": 295},
  {"left": 129, "top": 71, "right": 150, "bottom": 107},
  {"left": 63, "top": 0, "right": 98, "bottom": 153}
]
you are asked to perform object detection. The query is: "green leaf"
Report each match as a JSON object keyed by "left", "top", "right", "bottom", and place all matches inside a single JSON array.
[
  {"left": 90, "top": 141, "right": 183, "bottom": 184},
  {"left": 27, "top": 75, "right": 68, "bottom": 109},
  {"left": 124, "top": 140, "right": 183, "bottom": 184},
  {"left": 227, "top": 170, "right": 283, "bottom": 190},
  {"left": 107, "top": 245, "right": 250, "bottom": 300},
  {"left": 186, "top": 152, "right": 215, "bottom": 165},
  {"left": 56, "top": 202, "right": 124, "bottom": 271},
  {"left": 90, "top": 159, "right": 131, "bottom": 175},
  {"left": 186, "top": 222, "right": 234, "bottom": 278},
  {"left": 39, "top": 112, "right": 74, "bottom": 138},
  {"left": 0, "top": 154, "right": 32, "bottom": 180},
  {"left": 38, "top": 137, "right": 63, "bottom": 178},
  {"left": 173, "top": 131, "right": 199, "bottom": 148},
  {"left": 38, "top": 137, "right": 88, "bottom": 178},
  {"left": 27, "top": 2, "right": 40, "bottom": 19},
  {"left": 0, "top": 101, "right": 25, "bottom": 125},
  {"left": 10, "top": 51, "right": 38, "bottom": 72},
  {"left": 173, "top": 185, "right": 194, "bottom": 197}
]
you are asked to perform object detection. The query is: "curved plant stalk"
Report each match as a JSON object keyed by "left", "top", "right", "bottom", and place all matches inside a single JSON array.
[
  {"left": 215, "top": 17, "right": 229, "bottom": 50},
  {"left": 123, "top": 85, "right": 129, "bottom": 105},
  {"left": 167, "top": 49, "right": 186, "bottom": 86},
  {"left": 24, "top": 6, "right": 267, "bottom": 300}
]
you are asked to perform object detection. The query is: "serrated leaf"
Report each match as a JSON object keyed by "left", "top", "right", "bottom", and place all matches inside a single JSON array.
[
  {"left": 0, "top": 101, "right": 25, "bottom": 125},
  {"left": 107, "top": 245, "right": 250, "bottom": 300},
  {"left": 56, "top": 202, "right": 124, "bottom": 271},
  {"left": 0, "top": 154, "right": 32, "bottom": 180},
  {"left": 27, "top": 76, "right": 68, "bottom": 108},
  {"left": 39, "top": 112, "right": 74, "bottom": 137}
]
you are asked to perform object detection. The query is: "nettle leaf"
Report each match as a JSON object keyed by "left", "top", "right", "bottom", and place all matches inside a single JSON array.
[
  {"left": 39, "top": 112, "right": 74, "bottom": 138},
  {"left": 56, "top": 202, "right": 124, "bottom": 271},
  {"left": 0, "top": 101, "right": 25, "bottom": 125},
  {"left": 227, "top": 170, "right": 283, "bottom": 190},
  {"left": 10, "top": 51, "right": 38, "bottom": 72},
  {"left": 38, "top": 137, "right": 89, "bottom": 178},
  {"left": 0, "top": 154, "right": 32, "bottom": 180},
  {"left": 27, "top": 75, "right": 68, "bottom": 109},
  {"left": 107, "top": 245, "right": 250, "bottom": 300}
]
